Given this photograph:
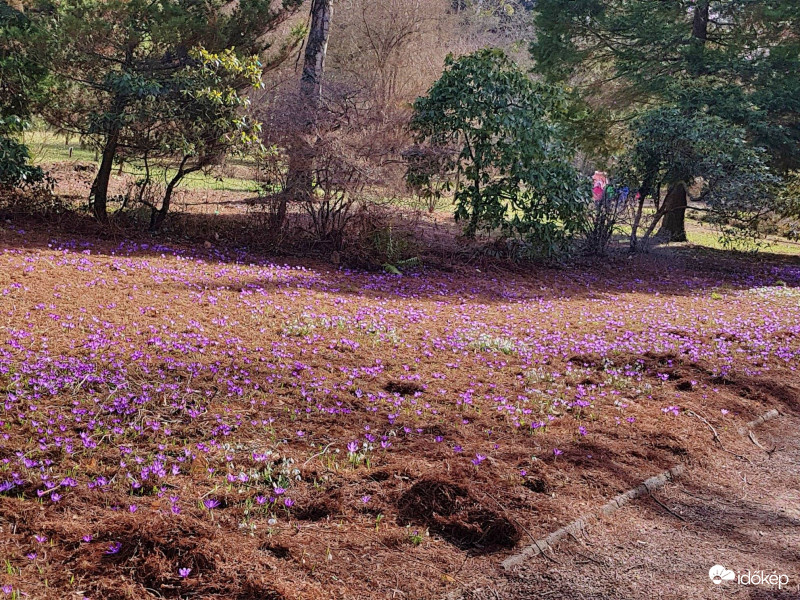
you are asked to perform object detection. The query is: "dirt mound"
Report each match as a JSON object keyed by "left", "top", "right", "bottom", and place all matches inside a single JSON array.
[
  {"left": 294, "top": 487, "right": 342, "bottom": 521},
  {"left": 523, "top": 477, "right": 551, "bottom": 494},
  {"left": 568, "top": 351, "right": 798, "bottom": 417},
  {"left": 73, "top": 515, "right": 285, "bottom": 600},
  {"left": 568, "top": 351, "right": 680, "bottom": 371},
  {"left": 384, "top": 379, "right": 425, "bottom": 395},
  {"left": 398, "top": 480, "right": 469, "bottom": 518},
  {"left": 397, "top": 478, "right": 521, "bottom": 552},
  {"left": 259, "top": 542, "right": 292, "bottom": 560}
]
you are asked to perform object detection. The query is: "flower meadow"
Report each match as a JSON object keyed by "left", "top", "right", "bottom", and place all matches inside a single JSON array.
[{"left": 1, "top": 227, "right": 799, "bottom": 599}]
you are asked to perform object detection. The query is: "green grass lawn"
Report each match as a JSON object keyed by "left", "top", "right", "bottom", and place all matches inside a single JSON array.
[
  {"left": 15, "top": 129, "right": 800, "bottom": 254},
  {"left": 22, "top": 129, "right": 98, "bottom": 164},
  {"left": 612, "top": 210, "right": 799, "bottom": 256},
  {"left": 683, "top": 222, "right": 800, "bottom": 256},
  {"left": 20, "top": 129, "right": 262, "bottom": 194}
]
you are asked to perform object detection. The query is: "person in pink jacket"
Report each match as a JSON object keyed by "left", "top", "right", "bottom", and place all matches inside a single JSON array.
[{"left": 592, "top": 171, "right": 608, "bottom": 201}]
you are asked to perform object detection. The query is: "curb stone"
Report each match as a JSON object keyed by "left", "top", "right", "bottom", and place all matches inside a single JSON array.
[
  {"left": 501, "top": 464, "right": 684, "bottom": 570},
  {"left": 738, "top": 408, "right": 780, "bottom": 436},
  {"left": 501, "top": 407, "right": 783, "bottom": 572}
]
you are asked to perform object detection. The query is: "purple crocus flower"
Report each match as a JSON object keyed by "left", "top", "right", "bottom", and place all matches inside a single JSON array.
[
  {"left": 471, "top": 454, "right": 486, "bottom": 466},
  {"left": 105, "top": 542, "right": 122, "bottom": 554}
]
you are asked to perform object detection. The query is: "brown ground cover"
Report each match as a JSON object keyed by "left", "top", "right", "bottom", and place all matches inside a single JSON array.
[{"left": 0, "top": 222, "right": 798, "bottom": 599}]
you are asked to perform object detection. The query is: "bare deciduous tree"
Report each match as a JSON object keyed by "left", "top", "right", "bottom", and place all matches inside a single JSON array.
[{"left": 281, "top": 0, "right": 333, "bottom": 228}]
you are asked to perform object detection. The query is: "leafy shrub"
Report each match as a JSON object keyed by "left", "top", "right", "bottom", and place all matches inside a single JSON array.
[
  {"left": 0, "top": 134, "right": 44, "bottom": 189},
  {"left": 408, "top": 49, "right": 589, "bottom": 257},
  {"left": 623, "top": 108, "right": 780, "bottom": 250},
  {"left": 1, "top": 4, "right": 47, "bottom": 190},
  {"left": 582, "top": 182, "right": 631, "bottom": 255}
]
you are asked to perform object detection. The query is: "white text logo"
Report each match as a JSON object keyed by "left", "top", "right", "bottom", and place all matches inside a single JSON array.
[{"left": 709, "top": 564, "right": 789, "bottom": 589}]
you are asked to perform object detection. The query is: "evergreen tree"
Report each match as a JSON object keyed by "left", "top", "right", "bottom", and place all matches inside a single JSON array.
[
  {"left": 0, "top": 0, "right": 46, "bottom": 188},
  {"left": 32, "top": 0, "right": 303, "bottom": 220},
  {"left": 530, "top": 0, "right": 800, "bottom": 241}
]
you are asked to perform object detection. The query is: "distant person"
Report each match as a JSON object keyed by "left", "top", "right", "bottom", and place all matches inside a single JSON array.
[{"left": 592, "top": 171, "right": 608, "bottom": 202}]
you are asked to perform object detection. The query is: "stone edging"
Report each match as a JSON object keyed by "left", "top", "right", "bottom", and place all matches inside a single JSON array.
[
  {"left": 501, "top": 464, "right": 684, "bottom": 570},
  {"left": 501, "top": 407, "right": 782, "bottom": 571},
  {"left": 738, "top": 408, "right": 780, "bottom": 435}
]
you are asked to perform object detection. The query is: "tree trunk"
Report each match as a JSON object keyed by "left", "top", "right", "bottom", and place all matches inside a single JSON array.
[
  {"left": 657, "top": 183, "right": 688, "bottom": 242},
  {"left": 691, "top": 0, "right": 709, "bottom": 43},
  {"left": 645, "top": 0, "right": 707, "bottom": 240},
  {"left": 688, "top": 0, "right": 709, "bottom": 76},
  {"left": 629, "top": 193, "right": 645, "bottom": 251},
  {"left": 89, "top": 43, "right": 131, "bottom": 222},
  {"left": 149, "top": 157, "right": 193, "bottom": 233},
  {"left": 278, "top": 0, "right": 333, "bottom": 229},
  {"left": 281, "top": 137, "right": 314, "bottom": 212},
  {"left": 89, "top": 123, "right": 120, "bottom": 221},
  {"left": 629, "top": 173, "right": 656, "bottom": 251},
  {"left": 300, "top": 0, "right": 333, "bottom": 103},
  {"left": 149, "top": 181, "right": 175, "bottom": 233}
]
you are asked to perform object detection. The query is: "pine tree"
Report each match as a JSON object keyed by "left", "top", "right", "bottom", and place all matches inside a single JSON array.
[
  {"left": 32, "top": 0, "right": 303, "bottom": 220},
  {"left": 531, "top": 0, "right": 800, "bottom": 241}
]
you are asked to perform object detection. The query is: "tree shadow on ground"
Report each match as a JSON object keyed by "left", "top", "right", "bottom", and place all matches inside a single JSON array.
[{"left": 2, "top": 213, "right": 799, "bottom": 305}]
